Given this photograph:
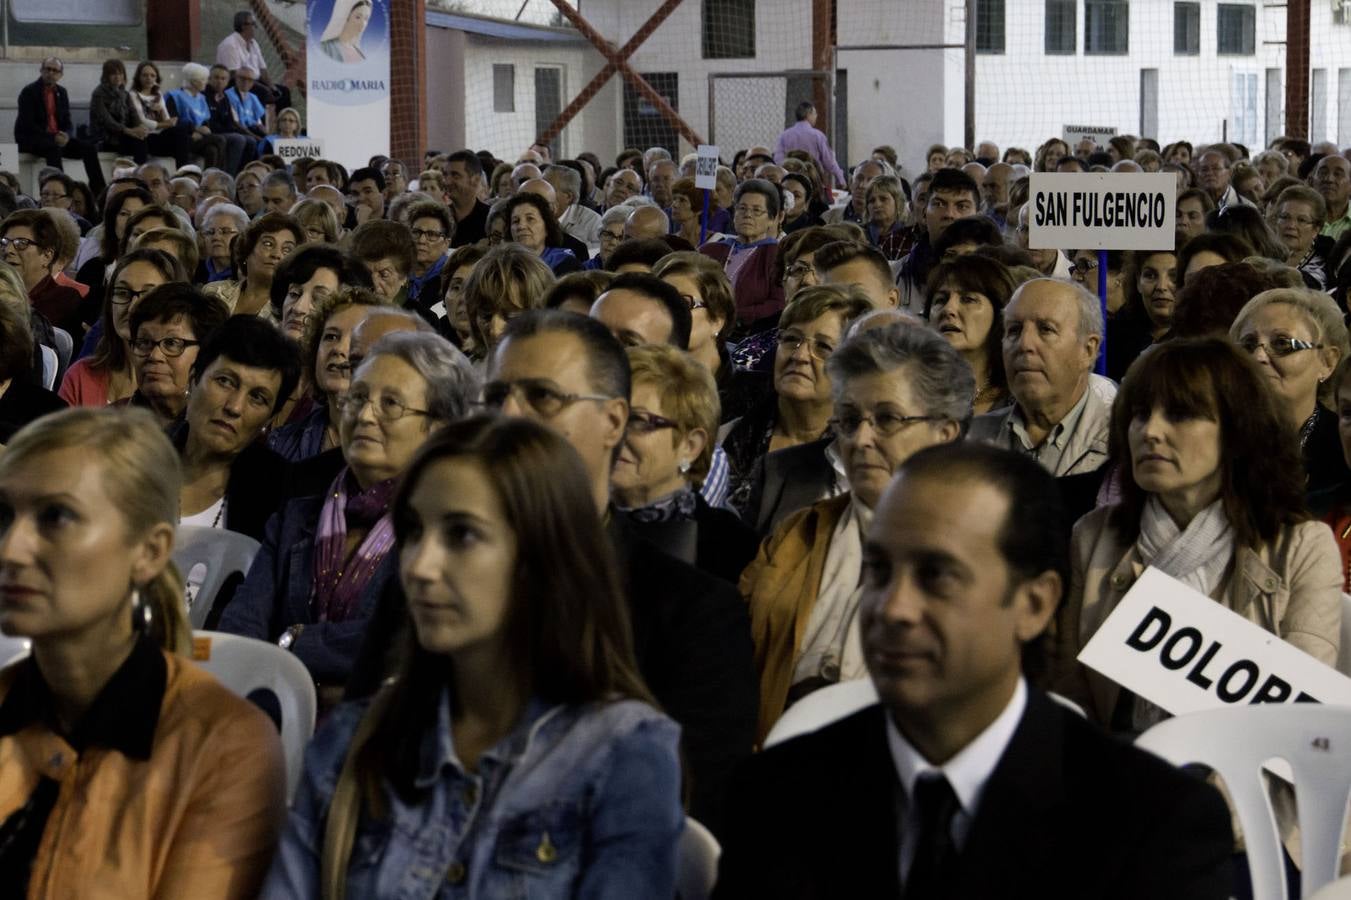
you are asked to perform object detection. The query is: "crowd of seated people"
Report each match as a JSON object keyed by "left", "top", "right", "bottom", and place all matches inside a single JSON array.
[{"left": 1, "top": 102, "right": 1351, "bottom": 897}]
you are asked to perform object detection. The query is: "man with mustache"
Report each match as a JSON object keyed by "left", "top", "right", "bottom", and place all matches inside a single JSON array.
[
  {"left": 714, "top": 443, "right": 1232, "bottom": 899},
  {"left": 967, "top": 278, "right": 1111, "bottom": 479}
]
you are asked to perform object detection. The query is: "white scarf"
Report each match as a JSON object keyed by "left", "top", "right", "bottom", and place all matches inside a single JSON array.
[
  {"left": 792, "top": 497, "right": 873, "bottom": 688},
  {"left": 1135, "top": 495, "right": 1235, "bottom": 597},
  {"left": 1131, "top": 496, "right": 1235, "bottom": 732}
]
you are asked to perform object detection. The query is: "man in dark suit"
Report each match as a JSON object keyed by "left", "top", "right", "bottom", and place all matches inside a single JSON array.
[
  {"left": 14, "top": 58, "right": 106, "bottom": 194},
  {"left": 714, "top": 443, "right": 1232, "bottom": 899}
]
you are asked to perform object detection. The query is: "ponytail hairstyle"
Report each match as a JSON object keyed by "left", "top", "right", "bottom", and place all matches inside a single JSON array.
[{"left": 0, "top": 407, "right": 189, "bottom": 652}]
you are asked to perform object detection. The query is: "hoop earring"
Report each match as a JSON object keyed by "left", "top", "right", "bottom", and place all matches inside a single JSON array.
[{"left": 130, "top": 587, "right": 152, "bottom": 632}]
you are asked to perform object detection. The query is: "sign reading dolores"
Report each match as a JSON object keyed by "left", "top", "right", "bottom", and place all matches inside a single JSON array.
[{"left": 1028, "top": 173, "right": 1177, "bottom": 251}]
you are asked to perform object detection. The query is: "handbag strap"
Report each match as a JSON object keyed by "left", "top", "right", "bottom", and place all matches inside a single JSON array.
[{"left": 321, "top": 691, "right": 388, "bottom": 900}]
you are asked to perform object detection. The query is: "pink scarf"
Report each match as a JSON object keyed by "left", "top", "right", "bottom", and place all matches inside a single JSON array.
[{"left": 310, "top": 468, "right": 397, "bottom": 624}]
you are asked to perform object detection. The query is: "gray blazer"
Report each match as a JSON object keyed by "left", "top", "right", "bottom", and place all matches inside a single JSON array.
[{"left": 967, "top": 383, "right": 1113, "bottom": 477}]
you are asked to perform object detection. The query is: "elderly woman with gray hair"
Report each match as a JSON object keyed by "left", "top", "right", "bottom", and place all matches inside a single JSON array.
[
  {"left": 165, "top": 63, "right": 239, "bottom": 172},
  {"left": 738, "top": 322, "right": 974, "bottom": 743},
  {"left": 1230, "top": 287, "right": 1350, "bottom": 492},
  {"left": 219, "top": 330, "right": 479, "bottom": 696}
]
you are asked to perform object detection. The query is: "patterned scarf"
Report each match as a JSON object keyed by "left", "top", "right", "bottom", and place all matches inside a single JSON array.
[
  {"left": 310, "top": 468, "right": 397, "bottom": 624},
  {"left": 620, "top": 486, "right": 698, "bottom": 524}
]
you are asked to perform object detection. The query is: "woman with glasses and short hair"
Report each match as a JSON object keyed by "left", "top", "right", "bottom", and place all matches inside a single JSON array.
[
  {"left": 122, "top": 284, "right": 229, "bottom": 427},
  {"left": 699, "top": 178, "right": 786, "bottom": 335},
  {"left": 740, "top": 322, "right": 973, "bottom": 743},
  {"left": 204, "top": 212, "right": 304, "bottom": 320},
  {"left": 1273, "top": 184, "right": 1334, "bottom": 290},
  {"left": 61, "top": 249, "right": 186, "bottom": 408},
  {"left": 612, "top": 344, "right": 759, "bottom": 584},
  {"left": 721, "top": 285, "right": 871, "bottom": 521},
  {"left": 1230, "top": 287, "right": 1349, "bottom": 493},
  {"left": 219, "top": 331, "right": 478, "bottom": 698}
]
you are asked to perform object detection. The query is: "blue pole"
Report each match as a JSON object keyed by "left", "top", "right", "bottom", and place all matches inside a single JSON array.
[
  {"left": 1095, "top": 248, "right": 1109, "bottom": 376},
  {"left": 700, "top": 189, "right": 711, "bottom": 246}
]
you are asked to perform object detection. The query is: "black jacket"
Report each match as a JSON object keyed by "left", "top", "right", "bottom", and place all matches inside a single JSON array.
[
  {"left": 616, "top": 495, "right": 760, "bottom": 586},
  {"left": 171, "top": 425, "right": 292, "bottom": 542},
  {"left": 713, "top": 691, "right": 1233, "bottom": 900},
  {"left": 15, "top": 79, "right": 71, "bottom": 146},
  {"left": 744, "top": 437, "right": 838, "bottom": 536}
]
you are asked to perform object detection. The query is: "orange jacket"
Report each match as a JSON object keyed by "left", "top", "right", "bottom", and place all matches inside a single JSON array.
[{"left": 0, "top": 651, "right": 286, "bottom": 900}]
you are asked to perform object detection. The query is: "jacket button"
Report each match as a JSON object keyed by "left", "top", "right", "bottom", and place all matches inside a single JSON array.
[
  {"left": 536, "top": 833, "right": 558, "bottom": 863},
  {"left": 445, "top": 862, "right": 465, "bottom": 884},
  {"left": 1264, "top": 577, "right": 1277, "bottom": 590}
]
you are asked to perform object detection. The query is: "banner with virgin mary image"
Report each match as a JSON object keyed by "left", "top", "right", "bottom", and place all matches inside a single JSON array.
[{"left": 306, "top": 0, "right": 390, "bottom": 170}]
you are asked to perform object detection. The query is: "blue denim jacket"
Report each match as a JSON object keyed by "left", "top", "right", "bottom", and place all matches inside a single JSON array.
[{"left": 263, "top": 692, "right": 684, "bottom": 899}]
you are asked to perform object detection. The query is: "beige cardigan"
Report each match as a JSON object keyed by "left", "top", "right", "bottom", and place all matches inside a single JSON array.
[{"left": 1053, "top": 505, "right": 1343, "bottom": 725}]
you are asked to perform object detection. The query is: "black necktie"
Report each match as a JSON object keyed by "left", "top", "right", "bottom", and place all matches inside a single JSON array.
[{"left": 904, "top": 773, "right": 960, "bottom": 900}]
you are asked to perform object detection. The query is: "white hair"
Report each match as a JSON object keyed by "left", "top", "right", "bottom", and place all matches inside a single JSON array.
[{"left": 181, "top": 62, "right": 210, "bottom": 87}]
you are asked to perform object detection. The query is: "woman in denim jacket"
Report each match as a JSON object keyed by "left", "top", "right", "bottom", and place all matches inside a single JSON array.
[{"left": 264, "top": 415, "right": 684, "bottom": 899}]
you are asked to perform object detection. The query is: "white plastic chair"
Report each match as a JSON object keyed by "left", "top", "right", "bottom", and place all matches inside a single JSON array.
[
  {"left": 0, "top": 632, "right": 29, "bottom": 667},
  {"left": 676, "top": 816, "right": 721, "bottom": 900},
  {"left": 38, "top": 344, "right": 56, "bottom": 390},
  {"left": 174, "top": 525, "right": 261, "bottom": 629},
  {"left": 1337, "top": 593, "right": 1351, "bottom": 677},
  {"left": 763, "top": 678, "right": 879, "bottom": 748},
  {"left": 1311, "top": 876, "right": 1351, "bottom": 900},
  {"left": 1137, "top": 705, "right": 1351, "bottom": 900},
  {"left": 189, "top": 630, "right": 316, "bottom": 802},
  {"left": 50, "top": 327, "right": 72, "bottom": 373}
]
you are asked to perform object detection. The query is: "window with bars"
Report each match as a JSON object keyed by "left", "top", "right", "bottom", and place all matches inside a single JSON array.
[
  {"left": 976, "top": 0, "right": 1005, "bottom": 53},
  {"left": 492, "top": 64, "right": 514, "bottom": 113},
  {"left": 1045, "top": 0, "right": 1076, "bottom": 55},
  {"left": 1174, "top": 2, "right": 1200, "bottom": 55},
  {"left": 1085, "top": 0, "right": 1129, "bottom": 55},
  {"left": 702, "top": 0, "right": 756, "bottom": 59},
  {"left": 1217, "top": 3, "right": 1256, "bottom": 55}
]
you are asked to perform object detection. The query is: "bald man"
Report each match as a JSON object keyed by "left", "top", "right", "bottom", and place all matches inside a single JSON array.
[
  {"left": 511, "top": 163, "right": 542, "bottom": 190},
  {"left": 624, "top": 205, "right": 671, "bottom": 242}
]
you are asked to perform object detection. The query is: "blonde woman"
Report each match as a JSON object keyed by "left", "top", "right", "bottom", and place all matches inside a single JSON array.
[{"left": 0, "top": 407, "right": 285, "bottom": 897}]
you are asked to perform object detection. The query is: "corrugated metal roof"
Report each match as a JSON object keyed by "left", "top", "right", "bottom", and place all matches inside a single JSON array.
[{"left": 425, "top": 10, "right": 586, "bottom": 43}]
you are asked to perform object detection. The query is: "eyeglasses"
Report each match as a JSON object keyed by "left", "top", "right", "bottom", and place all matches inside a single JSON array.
[
  {"left": 1276, "top": 213, "right": 1318, "bottom": 227},
  {"left": 39, "top": 191, "right": 68, "bottom": 203},
  {"left": 201, "top": 227, "right": 239, "bottom": 238},
  {"left": 339, "top": 391, "right": 431, "bottom": 421},
  {"left": 480, "top": 379, "right": 611, "bottom": 419},
  {"left": 600, "top": 229, "right": 625, "bottom": 242},
  {"left": 830, "top": 410, "right": 945, "bottom": 437},
  {"left": 132, "top": 336, "right": 199, "bottom": 357},
  {"left": 1069, "top": 259, "right": 1098, "bottom": 277},
  {"left": 628, "top": 409, "right": 679, "bottom": 434},
  {"left": 40, "top": 65, "right": 62, "bottom": 74},
  {"left": 110, "top": 285, "right": 157, "bottom": 306},
  {"left": 778, "top": 331, "right": 835, "bottom": 362},
  {"left": 678, "top": 293, "right": 708, "bottom": 311},
  {"left": 734, "top": 204, "right": 769, "bottom": 218},
  {"left": 785, "top": 262, "right": 817, "bottom": 280},
  {"left": 0, "top": 237, "right": 41, "bottom": 253},
  {"left": 410, "top": 228, "right": 448, "bottom": 242},
  {"left": 1237, "top": 335, "right": 1322, "bottom": 358}
]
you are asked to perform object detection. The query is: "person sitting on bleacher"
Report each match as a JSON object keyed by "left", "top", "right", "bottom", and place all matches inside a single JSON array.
[
  {"left": 224, "top": 66, "right": 269, "bottom": 153},
  {"left": 0, "top": 407, "right": 286, "bottom": 898},
  {"left": 262, "top": 416, "right": 683, "bottom": 898},
  {"left": 14, "top": 57, "right": 106, "bottom": 195},
  {"left": 218, "top": 332, "right": 477, "bottom": 698}
]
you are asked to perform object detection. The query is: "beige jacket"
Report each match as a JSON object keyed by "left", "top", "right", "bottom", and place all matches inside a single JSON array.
[{"left": 1053, "top": 505, "right": 1342, "bottom": 724}]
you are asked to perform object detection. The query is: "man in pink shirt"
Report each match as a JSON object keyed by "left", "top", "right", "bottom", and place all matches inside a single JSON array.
[{"left": 774, "top": 102, "right": 846, "bottom": 190}]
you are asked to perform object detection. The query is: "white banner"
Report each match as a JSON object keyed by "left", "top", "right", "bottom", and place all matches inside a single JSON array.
[
  {"left": 1063, "top": 124, "right": 1117, "bottom": 151},
  {"left": 695, "top": 144, "right": 720, "bottom": 191},
  {"left": 1029, "top": 173, "right": 1176, "bottom": 251},
  {"left": 306, "top": 0, "right": 390, "bottom": 172},
  {"left": 1078, "top": 568, "right": 1351, "bottom": 715},
  {"left": 273, "top": 138, "right": 325, "bottom": 162}
]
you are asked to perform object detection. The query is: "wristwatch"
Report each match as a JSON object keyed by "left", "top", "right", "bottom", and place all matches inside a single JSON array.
[{"left": 278, "top": 624, "right": 304, "bottom": 650}]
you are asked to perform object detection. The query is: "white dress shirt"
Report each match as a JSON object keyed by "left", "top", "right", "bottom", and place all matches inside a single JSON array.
[
  {"left": 217, "top": 32, "right": 267, "bottom": 75},
  {"left": 558, "top": 203, "right": 602, "bottom": 251},
  {"left": 886, "top": 677, "right": 1028, "bottom": 888}
]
